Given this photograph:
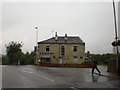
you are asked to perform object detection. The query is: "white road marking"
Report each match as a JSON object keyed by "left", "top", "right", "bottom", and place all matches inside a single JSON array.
[
  {"left": 22, "top": 70, "right": 34, "bottom": 73},
  {"left": 22, "top": 70, "right": 55, "bottom": 82},
  {"left": 23, "top": 70, "right": 29, "bottom": 73},
  {"left": 28, "top": 71, "right": 33, "bottom": 73},
  {"left": 34, "top": 73, "right": 55, "bottom": 82},
  {"left": 40, "top": 75, "right": 55, "bottom": 82},
  {"left": 70, "top": 87, "right": 79, "bottom": 90}
]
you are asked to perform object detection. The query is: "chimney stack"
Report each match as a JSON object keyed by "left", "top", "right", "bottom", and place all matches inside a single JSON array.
[
  {"left": 55, "top": 32, "right": 58, "bottom": 40},
  {"left": 65, "top": 34, "right": 67, "bottom": 41}
]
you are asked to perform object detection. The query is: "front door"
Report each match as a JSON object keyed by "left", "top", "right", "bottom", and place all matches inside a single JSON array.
[
  {"left": 59, "top": 58, "right": 63, "bottom": 64},
  {"left": 73, "top": 56, "right": 78, "bottom": 64}
]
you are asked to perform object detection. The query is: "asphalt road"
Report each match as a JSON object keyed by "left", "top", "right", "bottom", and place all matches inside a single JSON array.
[
  {"left": 0, "top": 65, "right": 2, "bottom": 89},
  {"left": 2, "top": 65, "right": 120, "bottom": 88}
]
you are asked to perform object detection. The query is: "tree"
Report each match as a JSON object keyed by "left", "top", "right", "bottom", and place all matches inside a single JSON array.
[
  {"left": 5, "top": 41, "right": 24, "bottom": 65},
  {"left": 90, "top": 53, "right": 116, "bottom": 65},
  {"left": 2, "top": 55, "right": 9, "bottom": 65},
  {"left": 29, "top": 51, "right": 36, "bottom": 64},
  {"left": 22, "top": 51, "right": 35, "bottom": 65}
]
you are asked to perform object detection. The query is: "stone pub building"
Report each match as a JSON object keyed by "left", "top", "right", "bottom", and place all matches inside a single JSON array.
[{"left": 37, "top": 33, "right": 92, "bottom": 67}]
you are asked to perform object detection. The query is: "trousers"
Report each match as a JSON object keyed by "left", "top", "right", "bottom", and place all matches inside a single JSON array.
[{"left": 92, "top": 66, "right": 101, "bottom": 74}]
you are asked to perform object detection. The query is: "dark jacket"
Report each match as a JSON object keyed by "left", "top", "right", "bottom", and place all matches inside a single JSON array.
[{"left": 92, "top": 59, "right": 98, "bottom": 67}]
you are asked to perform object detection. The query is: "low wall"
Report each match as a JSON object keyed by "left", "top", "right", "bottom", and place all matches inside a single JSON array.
[
  {"left": 39, "top": 62, "right": 93, "bottom": 68},
  {"left": 107, "top": 59, "right": 117, "bottom": 72}
]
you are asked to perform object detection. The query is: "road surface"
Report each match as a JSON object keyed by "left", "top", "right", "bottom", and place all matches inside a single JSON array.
[{"left": 2, "top": 65, "right": 120, "bottom": 89}]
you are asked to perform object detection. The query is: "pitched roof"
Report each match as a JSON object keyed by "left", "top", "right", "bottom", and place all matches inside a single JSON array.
[{"left": 38, "top": 36, "right": 85, "bottom": 44}]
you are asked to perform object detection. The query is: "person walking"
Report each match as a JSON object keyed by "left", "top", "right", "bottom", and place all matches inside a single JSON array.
[{"left": 91, "top": 58, "right": 101, "bottom": 75}]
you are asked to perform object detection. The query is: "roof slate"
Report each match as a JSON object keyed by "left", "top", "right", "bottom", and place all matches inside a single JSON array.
[{"left": 38, "top": 36, "right": 85, "bottom": 44}]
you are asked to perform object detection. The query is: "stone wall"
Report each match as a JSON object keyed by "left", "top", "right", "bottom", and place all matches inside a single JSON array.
[{"left": 38, "top": 43, "right": 85, "bottom": 64}]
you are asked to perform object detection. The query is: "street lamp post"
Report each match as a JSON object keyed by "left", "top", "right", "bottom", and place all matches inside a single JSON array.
[
  {"left": 35, "top": 26, "right": 38, "bottom": 65},
  {"left": 112, "top": 0, "right": 119, "bottom": 73}
]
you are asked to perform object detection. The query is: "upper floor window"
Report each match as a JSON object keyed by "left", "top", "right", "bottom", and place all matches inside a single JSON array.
[
  {"left": 61, "top": 46, "right": 65, "bottom": 55},
  {"left": 73, "top": 46, "right": 77, "bottom": 52},
  {"left": 46, "top": 46, "right": 50, "bottom": 52}
]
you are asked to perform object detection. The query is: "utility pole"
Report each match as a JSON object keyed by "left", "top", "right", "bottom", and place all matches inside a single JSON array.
[
  {"left": 35, "top": 26, "right": 39, "bottom": 65},
  {"left": 112, "top": 0, "right": 119, "bottom": 73}
]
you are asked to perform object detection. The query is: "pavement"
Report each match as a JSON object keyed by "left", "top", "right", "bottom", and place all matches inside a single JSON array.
[{"left": 2, "top": 65, "right": 120, "bottom": 89}]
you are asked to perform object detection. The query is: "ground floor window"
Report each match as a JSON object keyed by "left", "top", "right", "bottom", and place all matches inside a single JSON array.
[
  {"left": 73, "top": 56, "right": 78, "bottom": 64},
  {"left": 46, "top": 59, "right": 50, "bottom": 63},
  {"left": 85, "top": 57, "right": 91, "bottom": 62},
  {"left": 57, "top": 57, "right": 63, "bottom": 64},
  {"left": 41, "top": 58, "right": 51, "bottom": 63}
]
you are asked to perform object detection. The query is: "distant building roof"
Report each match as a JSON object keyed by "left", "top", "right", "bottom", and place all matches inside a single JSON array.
[{"left": 38, "top": 36, "right": 85, "bottom": 44}]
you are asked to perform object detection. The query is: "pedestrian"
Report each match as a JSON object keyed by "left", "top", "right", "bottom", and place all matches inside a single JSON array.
[{"left": 91, "top": 58, "right": 101, "bottom": 75}]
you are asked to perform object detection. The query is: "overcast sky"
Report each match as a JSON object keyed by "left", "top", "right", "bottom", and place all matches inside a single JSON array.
[{"left": 1, "top": 0, "right": 120, "bottom": 54}]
